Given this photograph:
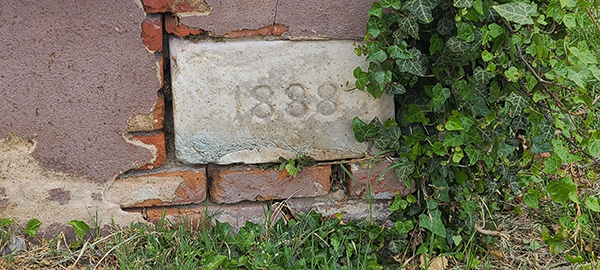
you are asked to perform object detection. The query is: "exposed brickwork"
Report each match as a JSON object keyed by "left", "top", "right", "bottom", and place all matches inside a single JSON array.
[
  {"left": 126, "top": 95, "right": 165, "bottom": 132},
  {"left": 141, "top": 0, "right": 212, "bottom": 14},
  {"left": 348, "top": 160, "right": 415, "bottom": 199},
  {"left": 130, "top": 132, "right": 166, "bottom": 170},
  {"left": 107, "top": 168, "right": 206, "bottom": 208},
  {"left": 144, "top": 201, "right": 273, "bottom": 232},
  {"left": 208, "top": 165, "right": 332, "bottom": 204},
  {"left": 141, "top": 14, "right": 163, "bottom": 52},
  {"left": 222, "top": 24, "right": 288, "bottom": 37},
  {"left": 165, "top": 14, "right": 203, "bottom": 37}
]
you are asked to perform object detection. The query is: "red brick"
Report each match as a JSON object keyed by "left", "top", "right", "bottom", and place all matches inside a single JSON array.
[
  {"left": 153, "top": 94, "right": 165, "bottom": 130},
  {"left": 107, "top": 168, "right": 206, "bottom": 208},
  {"left": 348, "top": 159, "right": 414, "bottom": 199},
  {"left": 145, "top": 201, "right": 275, "bottom": 232},
  {"left": 141, "top": 0, "right": 211, "bottom": 14},
  {"left": 164, "top": 13, "right": 203, "bottom": 37},
  {"left": 156, "top": 53, "right": 164, "bottom": 88},
  {"left": 141, "top": 14, "right": 162, "bottom": 52},
  {"left": 222, "top": 24, "right": 288, "bottom": 38},
  {"left": 208, "top": 165, "right": 331, "bottom": 204},
  {"left": 130, "top": 132, "right": 166, "bottom": 170}
]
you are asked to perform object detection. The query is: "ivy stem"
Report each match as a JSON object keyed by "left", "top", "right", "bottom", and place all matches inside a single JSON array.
[{"left": 586, "top": 7, "right": 600, "bottom": 34}]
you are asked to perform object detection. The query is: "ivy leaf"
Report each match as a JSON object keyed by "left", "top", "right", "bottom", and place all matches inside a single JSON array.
[
  {"left": 530, "top": 135, "right": 552, "bottom": 154},
  {"left": 567, "top": 68, "right": 592, "bottom": 88},
  {"left": 497, "top": 141, "right": 515, "bottom": 158},
  {"left": 543, "top": 153, "right": 561, "bottom": 175},
  {"left": 394, "top": 159, "right": 415, "bottom": 187},
  {"left": 403, "top": 0, "right": 440, "bottom": 24},
  {"left": 443, "top": 132, "right": 463, "bottom": 147},
  {"left": 368, "top": 2, "right": 383, "bottom": 18},
  {"left": 562, "top": 13, "right": 577, "bottom": 29},
  {"left": 445, "top": 116, "right": 464, "bottom": 131},
  {"left": 456, "top": 22, "right": 476, "bottom": 42},
  {"left": 492, "top": 3, "right": 536, "bottom": 25},
  {"left": 381, "top": 0, "right": 402, "bottom": 9},
  {"left": 473, "top": 96, "right": 491, "bottom": 116},
  {"left": 397, "top": 48, "right": 428, "bottom": 76},
  {"left": 388, "top": 126, "right": 403, "bottom": 149},
  {"left": 506, "top": 91, "right": 529, "bottom": 116},
  {"left": 388, "top": 44, "right": 414, "bottom": 59},
  {"left": 419, "top": 210, "right": 446, "bottom": 237},
  {"left": 473, "top": 67, "right": 494, "bottom": 85},
  {"left": 454, "top": 0, "right": 474, "bottom": 8},
  {"left": 68, "top": 220, "right": 90, "bottom": 238},
  {"left": 388, "top": 84, "right": 406, "bottom": 95},
  {"left": 553, "top": 139, "right": 583, "bottom": 163},
  {"left": 547, "top": 177, "right": 577, "bottom": 205},
  {"left": 488, "top": 23, "right": 504, "bottom": 38},
  {"left": 398, "top": 16, "right": 420, "bottom": 39},
  {"left": 366, "top": 43, "right": 388, "bottom": 63},
  {"left": 395, "top": 220, "right": 415, "bottom": 234},
  {"left": 523, "top": 189, "right": 539, "bottom": 209},
  {"left": 374, "top": 70, "right": 392, "bottom": 89},
  {"left": 569, "top": 47, "right": 597, "bottom": 64},
  {"left": 353, "top": 67, "right": 369, "bottom": 90},
  {"left": 586, "top": 196, "right": 600, "bottom": 212},
  {"left": 367, "top": 17, "right": 384, "bottom": 38},
  {"left": 587, "top": 131, "right": 600, "bottom": 157},
  {"left": 353, "top": 117, "right": 377, "bottom": 143},
  {"left": 437, "top": 17, "right": 455, "bottom": 35},
  {"left": 428, "top": 83, "right": 451, "bottom": 112},
  {"left": 432, "top": 141, "right": 448, "bottom": 156},
  {"left": 25, "top": 219, "right": 42, "bottom": 238},
  {"left": 406, "top": 104, "right": 430, "bottom": 124},
  {"left": 429, "top": 33, "right": 444, "bottom": 55},
  {"left": 464, "top": 144, "right": 483, "bottom": 165}
]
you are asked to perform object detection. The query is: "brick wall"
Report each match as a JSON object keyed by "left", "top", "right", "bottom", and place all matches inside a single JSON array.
[{"left": 0, "top": 0, "right": 410, "bottom": 234}]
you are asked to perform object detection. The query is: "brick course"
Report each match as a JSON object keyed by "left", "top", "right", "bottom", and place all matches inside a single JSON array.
[
  {"left": 165, "top": 14, "right": 203, "bottom": 37},
  {"left": 141, "top": 14, "right": 163, "bottom": 52},
  {"left": 107, "top": 168, "right": 206, "bottom": 208},
  {"left": 208, "top": 165, "right": 332, "bottom": 204},
  {"left": 130, "top": 132, "right": 166, "bottom": 170},
  {"left": 348, "top": 160, "right": 415, "bottom": 199}
]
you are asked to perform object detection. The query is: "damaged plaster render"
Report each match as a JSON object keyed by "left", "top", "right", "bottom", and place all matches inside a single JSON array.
[
  {"left": 0, "top": 0, "right": 160, "bottom": 182},
  {"left": 0, "top": 134, "right": 145, "bottom": 232}
]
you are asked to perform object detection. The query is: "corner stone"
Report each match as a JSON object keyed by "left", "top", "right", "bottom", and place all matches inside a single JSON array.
[{"left": 170, "top": 38, "right": 394, "bottom": 164}]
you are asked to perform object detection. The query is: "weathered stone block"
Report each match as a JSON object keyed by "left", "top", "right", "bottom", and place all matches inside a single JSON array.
[
  {"left": 170, "top": 38, "right": 394, "bottom": 164},
  {"left": 106, "top": 168, "right": 206, "bottom": 208},
  {"left": 208, "top": 165, "right": 331, "bottom": 204},
  {"left": 348, "top": 160, "right": 415, "bottom": 199}
]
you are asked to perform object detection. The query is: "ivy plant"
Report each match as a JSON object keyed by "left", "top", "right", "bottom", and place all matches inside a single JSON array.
[{"left": 353, "top": 0, "right": 600, "bottom": 263}]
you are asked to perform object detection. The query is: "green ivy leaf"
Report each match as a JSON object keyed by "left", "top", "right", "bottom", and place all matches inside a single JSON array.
[
  {"left": 354, "top": 67, "right": 369, "bottom": 90},
  {"left": 473, "top": 66, "right": 494, "bottom": 85},
  {"left": 388, "top": 84, "right": 406, "bottom": 95},
  {"left": 68, "top": 220, "right": 90, "bottom": 238},
  {"left": 497, "top": 141, "right": 515, "bottom": 158},
  {"left": 588, "top": 131, "right": 600, "bottom": 157},
  {"left": 403, "top": 0, "right": 440, "bottom": 23},
  {"left": 437, "top": 17, "right": 455, "bottom": 35},
  {"left": 443, "top": 132, "right": 463, "bottom": 147},
  {"left": 432, "top": 141, "right": 448, "bottom": 156},
  {"left": 445, "top": 116, "right": 464, "bottom": 131},
  {"left": 560, "top": 0, "right": 577, "bottom": 8},
  {"left": 492, "top": 3, "right": 536, "bottom": 25},
  {"left": 429, "top": 33, "right": 444, "bottom": 55},
  {"left": 454, "top": 0, "right": 474, "bottom": 8},
  {"left": 368, "top": 2, "right": 383, "bottom": 18},
  {"left": 569, "top": 47, "right": 598, "bottom": 64},
  {"left": 506, "top": 91, "right": 529, "bottom": 116},
  {"left": 547, "top": 177, "right": 577, "bottom": 205},
  {"left": 397, "top": 48, "right": 428, "bottom": 76},
  {"left": 419, "top": 210, "right": 446, "bottom": 237},
  {"left": 25, "top": 219, "right": 41, "bottom": 238},
  {"left": 395, "top": 220, "right": 415, "bottom": 234},
  {"left": 398, "top": 16, "right": 420, "bottom": 39},
  {"left": 553, "top": 139, "right": 583, "bottom": 163},
  {"left": 473, "top": 96, "right": 491, "bottom": 116},
  {"left": 523, "top": 189, "right": 539, "bottom": 209},
  {"left": 394, "top": 159, "right": 415, "bottom": 187},
  {"left": 543, "top": 153, "right": 561, "bottom": 174},
  {"left": 352, "top": 117, "right": 377, "bottom": 143},
  {"left": 388, "top": 44, "right": 414, "bottom": 59},
  {"left": 366, "top": 43, "right": 388, "bottom": 63},
  {"left": 381, "top": 0, "right": 402, "bottom": 9},
  {"left": 456, "top": 22, "right": 476, "bottom": 42},
  {"left": 586, "top": 196, "right": 600, "bottom": 212},
  {"left": 428, "top": 83, "right": 451, "bottom": 112},
  {"left": 406, "top": 104, "right": 430, "bottom": 124},
  {"left": 367, "top": 17, "right": 384, "bottom": 38},
  {"left": 562, "top": 13, "right": 577, "bottom": 29}
]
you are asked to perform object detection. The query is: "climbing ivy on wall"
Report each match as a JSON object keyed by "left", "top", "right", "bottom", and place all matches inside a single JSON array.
[{"left": 353, "top": 0, "right": 600, "bottom": 263}]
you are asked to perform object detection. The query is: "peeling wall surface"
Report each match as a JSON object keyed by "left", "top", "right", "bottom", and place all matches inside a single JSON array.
[{"left": 0, "top": 0, "right": 159, "bottom": 182}]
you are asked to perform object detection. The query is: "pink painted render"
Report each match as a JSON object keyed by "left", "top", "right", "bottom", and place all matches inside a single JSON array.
[{"left": 0, "top": 0, "right": 160, "bottom": 182}]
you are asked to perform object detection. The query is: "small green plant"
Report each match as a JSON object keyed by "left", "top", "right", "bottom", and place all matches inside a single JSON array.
[
  {"left": 24, "top": 219, "right": 40, "bottom": 238},
  {"left": 278, "top": 154, "right": 316, "bottom": 177}
]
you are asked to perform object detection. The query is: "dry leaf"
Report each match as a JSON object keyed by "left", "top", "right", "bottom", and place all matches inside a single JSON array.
[
  {"left": 489, "top": 249, "right": 504, "bottom": 260},
  {"left": 420, "top": 254, "right": 448, "bottom": 270}
]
